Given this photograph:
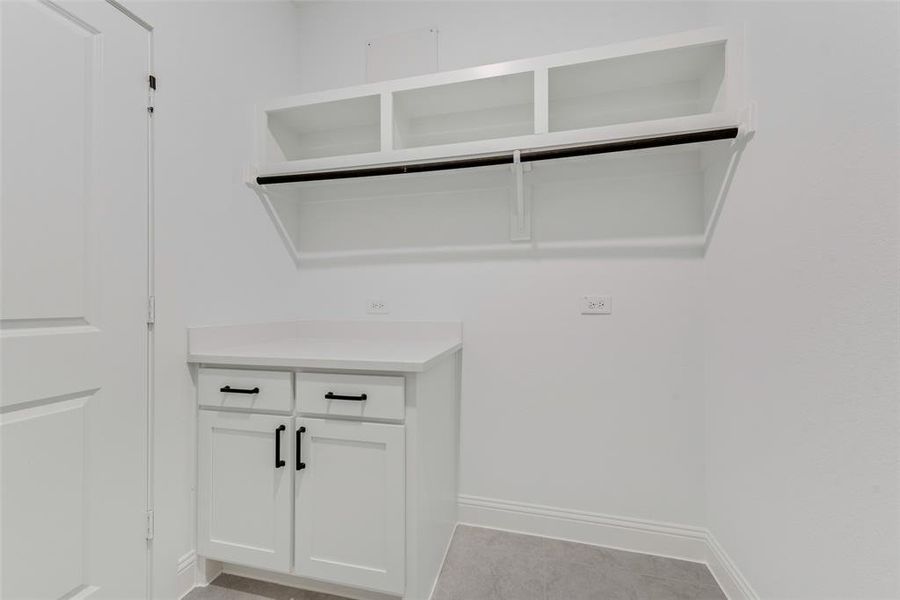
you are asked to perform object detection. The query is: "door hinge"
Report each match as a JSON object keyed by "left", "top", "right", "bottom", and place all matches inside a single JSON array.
[
  {"left": 147, "top": 296, "right": 156, "bottom": 325},
  {"left": 145, "top": 510, "right": 155, "bottom": 540},
  {"left": 148, "top": 74, "right": 156, "bottom": 115}
]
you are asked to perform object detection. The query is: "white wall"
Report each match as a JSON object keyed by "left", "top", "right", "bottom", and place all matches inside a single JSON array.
[
  {"left": 703, "top": 2, "right": 900, "bottom": 598},
  {"left": 132, "top": 2, "right": 900, "bottom": 598},
  {"left": 290, "top": 1, "right": 710, "bottom": 527},
  {"left": 124, "top": 2, "right": 308, "bottom": 598}
]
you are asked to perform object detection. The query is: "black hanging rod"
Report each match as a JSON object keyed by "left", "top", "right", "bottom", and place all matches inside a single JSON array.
[{"left": 256, "top": 127, "right": 739, "bottom": 186}]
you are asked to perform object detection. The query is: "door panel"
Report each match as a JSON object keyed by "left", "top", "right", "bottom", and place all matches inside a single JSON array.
[
  {"left": 0, "top": 398, "right": 89, "bottom": 600},
  {"left": 0, "top": 2, "right": 150, "bottom": 599},
  {"left": 198, "top": 411, "right": 293, "bottom": 572},
  {"left": 294, "top": 418, "right": 405, "bottom": 594},
  {"left": 0, "top": 0, "right": 95, "bottom": 320}
]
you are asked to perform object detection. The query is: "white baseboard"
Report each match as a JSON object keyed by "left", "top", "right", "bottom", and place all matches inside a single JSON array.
[
  {"left": 68, "top": 586, "right": 100, "bottom": 600},
  {"left": 458, "top": 494, "right": 709, "bottom": 562},
  {"left": 704, "top": 533, "right": 758, "bottom": 600},
  {"left": 458, "top": 494, "right": 757, "bottom": 600},
  {"left": 176, "top": 551, "right": 223, "bottom": 600},
  {"left": 176, "top": 552, "right": 197, "bottom": 600}
]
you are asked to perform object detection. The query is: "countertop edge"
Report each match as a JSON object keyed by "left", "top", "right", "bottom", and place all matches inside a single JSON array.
[{"left": 187, "top": 343, "right": 461, "bottom": 373}]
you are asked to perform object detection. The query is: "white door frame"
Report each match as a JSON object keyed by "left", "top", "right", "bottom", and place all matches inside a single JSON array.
[{"left": 90, "top": 2, "right": 157, "bottom": 598}]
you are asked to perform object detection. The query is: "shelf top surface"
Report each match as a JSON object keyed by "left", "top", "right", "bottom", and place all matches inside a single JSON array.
[{"left": 187, "top": 320, "right": 462, "bottom": 372}]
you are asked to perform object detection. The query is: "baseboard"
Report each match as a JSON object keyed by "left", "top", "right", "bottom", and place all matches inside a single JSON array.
[
  {"left": 704, "top": 533, "right": 758, "bottom": 600},
  {"left": 177, "top": 551, "right": 223, "bottom": 600},
  {"left": 68, "top": 586, "right": 100, "bottom": 600},
  {"left": 458, "top": 494, "right": 709, "bottom": 562},
  {"left": 458, "top": 494, "right": 757, "bottom": 600},
  {"left": 175, "top": 552, "right": 197, "bottom": 600}
]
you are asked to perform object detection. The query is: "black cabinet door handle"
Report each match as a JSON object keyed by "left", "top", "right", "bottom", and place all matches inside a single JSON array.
[
  {"left": 220, "top": 385, "right": 260, "bottom": 395},
  {"left": 274, "top": 425, "right": 286, "bottom": 468},
  {"left": 296, "top": 426, "right": 306, "bottom": 471},
  {"left": 324, "top": 392, "right": 367, "bottom": 401}
]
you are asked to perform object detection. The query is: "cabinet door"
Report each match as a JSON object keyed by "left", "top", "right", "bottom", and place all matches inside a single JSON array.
[
  {"left": 294, "top": 418, "right": 405, "bottom": 594},
  {"left": 198, "top": 411, "right": 292, "bottom": 572}
]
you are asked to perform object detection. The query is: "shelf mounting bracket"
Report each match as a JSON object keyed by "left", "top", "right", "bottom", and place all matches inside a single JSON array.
[
  {"left": 510, "top": 150, "right": 532, "bottom": 242},
  {"left": 246, "top": 169, "right": 303, "bottom": 266}
]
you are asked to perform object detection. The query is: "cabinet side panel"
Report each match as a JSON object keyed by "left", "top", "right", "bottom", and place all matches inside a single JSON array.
[{"left": 410, "top": 354, "right": 460, "bottom": 599}]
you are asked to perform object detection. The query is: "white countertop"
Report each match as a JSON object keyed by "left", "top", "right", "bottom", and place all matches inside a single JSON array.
[{"left": 187, "top": 320, "right": 462, "bottom": 372}]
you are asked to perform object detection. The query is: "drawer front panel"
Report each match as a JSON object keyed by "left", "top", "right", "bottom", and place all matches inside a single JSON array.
[
  {"left": 198, "top": 368, "right": 293, "bottom": 413},
  {"left": 297, "top": 373, "right": 404, "bottom": 421}
]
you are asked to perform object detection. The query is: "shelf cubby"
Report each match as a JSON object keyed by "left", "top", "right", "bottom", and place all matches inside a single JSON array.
[
  {"left": 265, "top": 94, "right": 381, "bottom": 161},
  {"left": 392, "top": 72, "right": 534, "bottom": 149},
  {"left": 548, "top": 41, "right": 726, "bottom": 132}
]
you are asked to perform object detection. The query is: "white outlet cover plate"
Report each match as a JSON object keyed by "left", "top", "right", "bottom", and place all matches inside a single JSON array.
[
  {"left": 367, "top": 299, "right": 390, "bottom": 314},
  {"left": 581, "top": 296, "right": 611, "bottom": 314}
]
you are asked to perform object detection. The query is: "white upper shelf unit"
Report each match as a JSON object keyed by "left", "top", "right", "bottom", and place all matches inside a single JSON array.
[{"left": 253, "top": 27, "right": 748, "bottom": 181}]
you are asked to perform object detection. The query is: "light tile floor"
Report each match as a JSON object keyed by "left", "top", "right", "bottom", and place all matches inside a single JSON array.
[{"left": 185, "top": 525, "right": 727, "bottom": 600}]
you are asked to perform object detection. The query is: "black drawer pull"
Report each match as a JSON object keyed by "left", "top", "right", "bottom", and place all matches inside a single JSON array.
[
  {"left": 296, "top": 426, "right": 306, "bottom": 471},
  {"left": 220, "top": 385, "right": 260, "bottom": 395},
  {"left": 325, "top": 392, "right": 367, "bottom": 401},
  {"left": 274, "top": 425, "right": 286, "bottom": 468}
]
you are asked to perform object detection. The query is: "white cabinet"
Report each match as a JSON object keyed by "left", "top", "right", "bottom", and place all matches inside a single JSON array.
[
  {"left": 197, "top": 411, "right": 293, "bottom": 572},
  {"left": 191, "top": 328, "right": 461, "bottom": 600},
  {"left": 294, "top": 418, "right": 406, "bottom": 594}
]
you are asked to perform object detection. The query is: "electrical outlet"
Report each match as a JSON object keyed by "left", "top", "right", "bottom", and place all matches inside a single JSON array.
[
  {"left": 367, "top": 299, "right": 390, "bottom": 314},
  {"left": 581, "top": 295, "right": 611, "bottom": 315}
]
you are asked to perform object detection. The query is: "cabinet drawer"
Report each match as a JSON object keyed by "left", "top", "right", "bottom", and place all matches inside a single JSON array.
[
  {"left": 297, "top": 373, "right": 404, "bottom": 421},
  {"left": 198, "top": 368, "right": 293, "bottom": 413}
]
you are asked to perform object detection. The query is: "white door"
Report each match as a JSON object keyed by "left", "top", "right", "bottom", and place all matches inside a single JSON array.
[
  {"left": 294, "top": 418, "right": 405, "bottom": 595},
  {"left": 197, "top": 411, "right": 293, "bottom": 572},
  {"left": 0, "top": 2, "right": 151, "bottom": 599}
]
